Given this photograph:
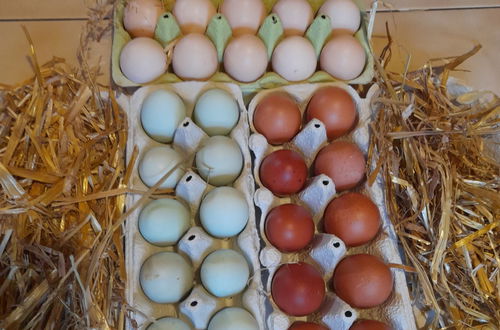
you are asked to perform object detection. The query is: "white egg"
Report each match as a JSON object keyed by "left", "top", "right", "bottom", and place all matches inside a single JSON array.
[
  {"left": 173, "top": 0, "right": 216, "bottom": 34},
  {"left": 208, "top": 307, "right": 259, "bottom": 330},
  {"left": 123, "top": 0, "right": 163, "bottom": 38},
  {"left": 272, "top": 0, "right": 313, "bottom": 36},
  {"left": 120, "top": 37, "right": 167, "bottom": 84},
  {"left": 195, "top": 136, "right": 243, "bottom": 186},
  {"left": 272, "top": 36, "right": 317, "bottom": 81},
  {"left": 220, "top": 0, "right": 266, "bottom": 36},
  {"left": 318, "top": 0, "right": 361, "bottom": 34},
  {"left": 194, "top": 89, "right": 240, "bottom": 136},
  {"left": 223, "top": 34, "right": 268, "bottom": 83},
  {"left": 200, "top": 187, "right": 249, "bottom": 238},
  {"left": 141, "top": 90, "right": 186, "bottom": 143},
  {"left": 140, "top": 252, "right": 193, "bottom": 303},
  {"left": 201, "top": 249, "right": 250, "bottom": 297},
  {"left": 139, "top": 146, "right": 185, "bottom": 189},
  {"left": 172, "top": 33, "right": 218, "bottom": 80},
  {"left": 139, "top": 199, "right": 190, "bottom": 246},
  {"left": 147, "top": 317, "right": 191, "bottom": 330},
  {"left": 320, "top": 34, "right": 366, "bottom": 80}
]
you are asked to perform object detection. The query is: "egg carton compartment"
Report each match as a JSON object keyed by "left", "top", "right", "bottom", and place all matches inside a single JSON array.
[
  {"left": 116, "top": 82, "right": 264, "bottom": 329},
  {"left": 112, "top": 0, "right": 375, "bottom": 92},
  {"left": 247, "top": 82, "right": 416, "bottom": 330}
]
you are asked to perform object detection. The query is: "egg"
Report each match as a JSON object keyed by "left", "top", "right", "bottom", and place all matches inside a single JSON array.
[
  {"left": 350, "top": 320, "right": 393, "bottom": 330},
  {"left": 253, "top": 92, "right": 301, "bottom": 145},
  {"left": 224, "top": 35, "right": 268, "bottom": 83},
  {"left": 272, "top": 0, "right": 313, "bottom": 36},
  {"left": 265, "top": 204, "right": 314, "bottom": 252},
  {"left": 138, "top": 146, "right": 185, "bottom": 189},
  {"left": 333, "top": 254, "right": 393, "bottom": 308},
  {"left": 306, "top": 86, "right": 357, "bottom": 140},
  {"left": 173, "top": 0, "right": 216, "bottom": 34},
  {"left": 260, "top": 149, "right": 308, "bottom": 196},
  {"left": 220, "top": 0, "right": 266, "bottom": 36},
  {"left": 200, "top": 187, "right": 249, "bottom": 238},
  {"left": 141, "top": 89, "right": 186, "bottom": 143},
  {"left": 140, "top": 252, "right": 194, "bottom": 303},
  {"left": 208, "top": 307, "right": 259, "bottom": 330},
  {"left": 320, "top": 34, "right": 366, "bottom": 80},
  {"left": 138, "top": 199, "right": 190, "bottom": 246},
  {"left": 123, "top": 0, "right": 163, "bottom": 38},
  {"left": 195, "top": 136, "right": 243, "bottom": 186},
  {"left": 147, "top": 317, "right": 191, "bottom": 330},
  {"left": 120, "top": 37, "right": 167, "bottom": 84},
  {"left": 289, "top": 322, "right": 329, "bottom": 330},
  {"left": 314, "top": 141, "right": 365, "bottom": 191},
  {"left": 201, "top": 249, "right": 250, "bottom": 297},
  {"left": 324, "top": 193, "right": 381, "bottom": 247},
  {"left": 318, "top": 0, "right": 361, "bottom": 34},
  {"left": 272, "top": 36, "right": 317, "bottom": 82},
  {"left": 271, "top": 262, "right": 325, "bottom": 316},
  {"left": 172, "top": 33, "right": 218, "bottom": 80},
  {"left": 194, "top": 89, "right": 240, "bottom": 136}
]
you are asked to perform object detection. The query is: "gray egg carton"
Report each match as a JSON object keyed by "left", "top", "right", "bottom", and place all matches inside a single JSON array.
[
  {"left": 247, "top": 82, "right": 417, "bottom": 330},
  {"left": 116, "top": 82, "right": 264, "bottom": 330}
]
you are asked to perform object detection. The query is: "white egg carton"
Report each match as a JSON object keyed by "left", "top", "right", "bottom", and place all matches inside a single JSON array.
[
  {"left": 116, "top": 82, "right": 264, "bottom": 329},
  {"left": 247, "top": 82, "right": 417, "bottom": 330}
]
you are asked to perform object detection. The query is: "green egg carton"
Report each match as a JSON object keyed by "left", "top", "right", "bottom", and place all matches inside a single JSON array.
[{"left": 112, "top": 0, "right": 375, "bottom": 93}]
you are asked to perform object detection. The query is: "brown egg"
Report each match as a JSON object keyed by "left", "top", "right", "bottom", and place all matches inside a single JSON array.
[
  {"left": 324, "top": 192, "right": 381, "bottom": 247},
  {"left": 314, "top": 141, "right": 365, "bottom": 191},
  {"left": 254, "top": 93, "right": 301, "bottom": 145},
  {"left": 333, "top": 254, "right": 393, "bottom": 308},
  {"left": 306, "top": 86, "right": 357, "bottom": 140},
  {"left": 350, "top": 320, "right": 393, "bottom": 330}
]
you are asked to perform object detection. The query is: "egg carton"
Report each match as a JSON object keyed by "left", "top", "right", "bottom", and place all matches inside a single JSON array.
[
  {"left": 247, "top": 82, "right": 417, "bottom": 330},
  {"left": 116, "top": 82, "right": 264, "bottom": 329},
  {"left": 112, "top": 0, "right": 376, "bottom": 92}
]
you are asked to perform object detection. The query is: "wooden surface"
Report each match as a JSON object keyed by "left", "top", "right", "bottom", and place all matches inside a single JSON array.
[{"left": 0, "top": 0, "right": 499, "bottom": 95}]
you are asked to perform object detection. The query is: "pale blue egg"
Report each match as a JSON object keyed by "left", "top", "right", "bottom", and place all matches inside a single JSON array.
[
  {"left": 194, "top": 89, "right": 240, "bottom": 136},
  {"left": 147, "top": 317, "right": 191, "bottom": 330},
  {"left": 141, "top": 90, "right": 186, "bottom": 143},
  {"left": 208, "top": 307, "right": 259, "bottom": 330},
  {"left": 138, "top": 146, "right": 185, "bottom": 189}
]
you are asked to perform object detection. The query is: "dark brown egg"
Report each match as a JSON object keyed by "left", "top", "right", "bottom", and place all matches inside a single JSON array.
[
  {"left": 253, "top": 92, "right": 302, "bottom": 145},
  {"left": 289, "top": 321, "right": 329, "bottom": 330},
  {"left": 260, "top": 149, "right": 308, "bottom": 196},
  {"left": 324, "top": 192, "right": 381, "bottom": 247},
  {"left": 314, "top": 141, "right": 365, "bottom": 191},
  {"left": 350, "top": 319, "right": 393, "bottom": 330},
  {"left": 333, "top": 254, "right": 393, "bottom": 308},
  {"left": 306, "top": 86, "right": 357, "bottom": 140}
]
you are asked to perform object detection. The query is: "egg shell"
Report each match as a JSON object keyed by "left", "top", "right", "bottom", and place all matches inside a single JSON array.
[
  {"left": 123, "top": 0, "right": 163, "bottom": 38},
  {"left": 220, "top": 0, "right": 266, "bottom": 36},
  {"left": 172, "top": 34, "right": 218, "bottom": 80},
  {"left": 193, "top": 88, "right": 240, "bottom": 136},
  {"left": 318, "top": 0, "right": 361, "bottom": 34},
  {"left": 320, "top": 34, "right": 367, "bottom": 81},
  {"left": 141, "top": 89, "right": 187, "bottom": 143},
  {"left": 272, "top": 0, "right": 313, "bottom": 36},
  {"left": 350, "top": 319, "right": 393, "bottom": 330},
  {"left": 138, "top": 145, "right": 186, "bottom": 189},
  {"left": 147, "top": 317, "right": 191, "bottom": 330},
  {"left": 272, "top": 36, "right": 317, "bottom": 82},
  {"left": 119, "top": 37, "right": 167, "bottom": 84},
  {"left": 208, "top": 307, "right": 259, "bottom": 330},
  {"left": 289, "top": 321, "right": 329, "bottom": 330},
  {"left": 224, "top": 35, "right": 268, "bottom": 83},
  {"left": 173, "top": 0, "right": 216, "bottom": 34}
]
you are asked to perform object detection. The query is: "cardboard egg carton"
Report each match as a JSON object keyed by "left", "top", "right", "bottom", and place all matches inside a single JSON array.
[
  {"left": 112, "top": 0, "right": 376, "bottom": 92},
  {"left": 116, "top": 82, "right": 264, "bottom": 329},
  {"left": 247, "top": 82, "right": 417, "bottom": 330}
]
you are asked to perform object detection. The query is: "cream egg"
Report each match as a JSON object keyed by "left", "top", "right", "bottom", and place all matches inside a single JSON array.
[
  {"left": 220, "top": 0, "right": 266, "bottom": 36},
  {"left": 141, "top": 89, "right": 186, "bottom": 143},
  {"left": 123, "top": 0, "right": 163, "bottom": 38},
  {"left": 208, "top": 308, "right": 259, "bottom": 330},
  {"left": 272, "top": 0, "right": 313, "bottom": 36},
  {"left": 120, "top": 37, "right": 167, "bottom": 84},
  {"left": 223, "top": 34, "right": 268, "bottom": 83},
  {"left": 193, "top": 89, "right": 240, "bottom": 136},
  {"left": 272, "top": 36, "right": 317, "bottom": 81},
  {"left": 173, "top": 0, "right": 216, "bottom": 34},
  {"left": 138, "top": 199, "right": 190, "bottom": 246},
  {"left": 320, "top": 34, "right": 366, "bottom": 80},
  {"left": 172, "top": 33, "right": 218, "bottom": 80},
  {"left": 140, "top": 252, "right": 194, "bottom": 303},
  {"left": 195, "top": 136, "right": 243, "bottom": 186},
  {"left": 318, "top": 0, "right": 361, "bottom": 34},
  {"left": 147, "top": 317, "right": 191, "bottom": 330},
  {"left": 139, "top": 146, "right": 185, "bottom": 189},
  {"left": 200, "top": 187, "right": 249, "bottom": 238},
  {"left": 201, "top": 249, "right": 250, "bottom": 297}
]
